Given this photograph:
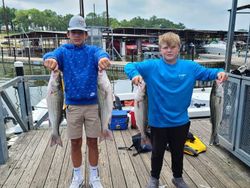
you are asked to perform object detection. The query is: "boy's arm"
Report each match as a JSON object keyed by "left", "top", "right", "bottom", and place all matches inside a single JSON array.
[
  {"left": 94, "top": 47, "right": 110, "bottom": 70},
  {"left": 124, "top": 62, "right": 149, "bottom": 85},
  {"left": 43, "top": 48, "right": 64, "bottom": 71},
  {"left": 124, "top": 62, "right": 141, "bottom": 80},
  {"left": 194, "top": 62, "right": 227, "bottom": 81}
]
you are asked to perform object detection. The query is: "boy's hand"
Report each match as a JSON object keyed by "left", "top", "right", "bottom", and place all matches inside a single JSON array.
[
  {"left": 217, "top": 72, "right": 228, "bottom": 83},
  {"left": 98, "top": 57, "right": 110, "bottom": 71},
  {"left": 132, "top": 75, "right": 143, "bottom": 86},
  {"left": 44, "top": 58, "right": 58, "bottom": 71}
]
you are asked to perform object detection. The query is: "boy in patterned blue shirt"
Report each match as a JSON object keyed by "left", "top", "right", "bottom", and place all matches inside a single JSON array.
[{"left": 43, "top": 15, "right": 110, "bottom": 188}]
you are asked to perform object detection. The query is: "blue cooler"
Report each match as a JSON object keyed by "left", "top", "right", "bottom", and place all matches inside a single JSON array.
[{"left": 109, "top": 110, "right": 128, "bottom": 130}]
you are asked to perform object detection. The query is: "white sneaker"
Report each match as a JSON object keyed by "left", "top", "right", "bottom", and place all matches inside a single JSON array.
[
  {"left": 89, "top": 176, "right": 103, "bottom": 188},
  {"left": 69, "top": 176, "right": 84, "bottom": 188}
]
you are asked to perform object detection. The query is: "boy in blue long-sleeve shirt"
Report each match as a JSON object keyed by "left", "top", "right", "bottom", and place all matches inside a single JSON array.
[
  {"left": 125, "top": 32, "right": 227, "bottom": 188},
  {"left": 43, "top": 15, "right": 110, "bottom": 188}
]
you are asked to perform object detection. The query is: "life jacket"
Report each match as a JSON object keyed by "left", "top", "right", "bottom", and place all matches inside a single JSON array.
[
  {"left": 166, "top": 132, "right": 206, "bottom": 156},
  {"left": 184, "top": 132, "right": 206, "bottom": 156}
]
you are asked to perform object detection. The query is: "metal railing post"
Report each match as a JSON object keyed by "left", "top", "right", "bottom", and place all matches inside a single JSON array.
[
  {"left": 0, "top": 98, "right": 8, "bottom": 164},
  {"left": 14, "top": 61, "right": 33, "bottom": 130},
  {"left": 225, "top": 0, "right": 238, "bottom": 72}
]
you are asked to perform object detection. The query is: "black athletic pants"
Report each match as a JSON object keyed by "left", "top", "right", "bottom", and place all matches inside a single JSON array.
[{"left": 150, "top": 121, "right": 190, "bottom": 179}]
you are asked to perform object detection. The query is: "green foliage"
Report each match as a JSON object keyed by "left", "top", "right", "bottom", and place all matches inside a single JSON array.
[
  {"left": 1, "top": 7, "right": 185, "bottom": 32},
  {"left": 0, "top": 6, "right": 15, "bottom": 31},
  {"left": 84, "top": 12, "right": 184, "bottom": 29}
]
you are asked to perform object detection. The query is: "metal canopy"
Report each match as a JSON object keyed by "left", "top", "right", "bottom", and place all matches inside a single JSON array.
[
  {"left": 225, "top": 2, "right": 250, "bottom": 72},
  {"left": 228, "top": 4, "right": 250, "bottom": 11}
]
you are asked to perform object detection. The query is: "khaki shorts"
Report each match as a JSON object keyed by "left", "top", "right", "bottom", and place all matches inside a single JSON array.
[{"left": 66, "top": 104, "right": 101, "bottom": 139}]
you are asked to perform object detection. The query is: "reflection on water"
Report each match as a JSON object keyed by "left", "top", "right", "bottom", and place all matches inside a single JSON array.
[{"left": 0, "top": 62, "right": 49, "bottom": 78}]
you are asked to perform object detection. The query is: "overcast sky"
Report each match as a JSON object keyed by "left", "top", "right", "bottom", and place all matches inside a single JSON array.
[{"left": 6, "top": 0, "right": 250, "bottom": 31}]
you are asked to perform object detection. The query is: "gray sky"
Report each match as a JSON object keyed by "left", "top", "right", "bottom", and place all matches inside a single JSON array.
[{"left": 6, "top": 0, "right": 250, "bottom": 31}]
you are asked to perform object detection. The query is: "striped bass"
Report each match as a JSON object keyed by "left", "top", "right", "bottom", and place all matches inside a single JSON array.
[
  {"left": 134, "top": 80, "right": 150, "bottom": 145},
  {"left": 46, "top": 71, "right": 64, "bottom": 147},
  {"left": 209, "top": 80, "right": 224, "bottom": 145},
  {"left": 97, "top": 70, "right": 113, "bottom": 142}
]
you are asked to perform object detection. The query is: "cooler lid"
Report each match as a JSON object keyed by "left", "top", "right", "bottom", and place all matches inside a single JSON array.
[{"left": 112, "top": 110, "right": 128, "bottom": 116}]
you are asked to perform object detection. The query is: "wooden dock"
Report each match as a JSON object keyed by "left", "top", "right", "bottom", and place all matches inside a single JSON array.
[
  {"left": 1, "top": 118, "right": 250, "bottom": 188},
  {"left": 199, "top": 54, "right": 247, "bottom": 67}
]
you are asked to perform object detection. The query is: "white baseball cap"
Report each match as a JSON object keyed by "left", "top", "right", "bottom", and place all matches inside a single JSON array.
[{"left": 68, "top": 15, "right": 88, "bottom": 32}]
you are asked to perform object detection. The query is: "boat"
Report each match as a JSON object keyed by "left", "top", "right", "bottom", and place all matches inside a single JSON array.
[
  {"left": 188, "top": 87, "right": 211, "bottom": 117},
  {"left": 115, "top": 87, "right": 211, "bottom": 118},
  {"left": 203, "top": 40, "right": 237, "bottom": 55}
]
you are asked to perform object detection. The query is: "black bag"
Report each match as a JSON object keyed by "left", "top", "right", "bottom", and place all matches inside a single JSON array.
[
  {"left": 118, "top": 132, "right": 152, "bottom": 156},
  {"left": 166, "top": 132, "right": 195, "bottom": 151},
  {"left": 165, "top": 132, "right": 206, "bottom": 156}
]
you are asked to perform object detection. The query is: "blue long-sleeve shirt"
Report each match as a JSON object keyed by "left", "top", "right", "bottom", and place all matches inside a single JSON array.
[
  {"left": 43, "top": 43, "right": 109, "bottom": 105},
  {"left": 124, "top": 58, "right": 223, "bottom": 128}
]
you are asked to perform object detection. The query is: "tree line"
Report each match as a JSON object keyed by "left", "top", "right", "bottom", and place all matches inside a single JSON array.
[{"left": 0, "top": 7, "right": 185, "bottom": 33}]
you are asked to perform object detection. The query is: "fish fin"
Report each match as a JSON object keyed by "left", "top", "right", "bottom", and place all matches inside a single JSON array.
[{"left": 50, "top": 135, "right": 63, "bottom": 147}]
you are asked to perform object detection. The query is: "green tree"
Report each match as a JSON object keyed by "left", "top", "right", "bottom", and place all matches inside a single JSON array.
[
  {"left": 117, "top": 15, "right": 185, "bottom": 29},
  {"left": 0, "top": 6, "right": 16, "bottom": 32},
  {"left": 7, "top": 8, "right": 186, "bottom": 32},
  {"left": 13, "top": 9, "right": 30, "bottom": 31},
  {"left": 86, "top": 11, "right": 107, "bottom": 27}
]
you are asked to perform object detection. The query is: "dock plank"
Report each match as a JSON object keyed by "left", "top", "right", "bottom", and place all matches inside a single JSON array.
[
  {"left": 15, "top": 130, "right": 51, "bottom": 188},
  {"left": 29, "top": 137, "right": 57, "bottom": 188},
  {"left": 191, "top": 127, "right": 240, "bottom": 188},
  {"left": 164, "top": 149, "right": 197, "bottom": 188},
  {"left": 182, "top": 155, "right": 210, "bottom": 188},
  {"left": 2, "top": 130, "right": 45, "bottom": 188},
  {"left": 191, "top": 119, "right": 250, "bottom": 187},
  {"left": 43, "top": 129, "right": 68, "bottom": 188},
  {"left": 113, "top": 131, "right": 141, "bottom": 188},
  {"left": 29, "top": 129, "right": 62, "bottom": 188},
  {"left": 1, "top": 119, "right": 250, "bottom": 188},
  {"left": 99, "top": 139, "right": 112, "bottom": 188},
  {"left": 57, "top": 137, "right": 72, "bottom": 188},
  {"left": 122, "top": 130, "right": 150, "bottom": 188},
  {"left": 0, "top": 131, "right": 36, "bottom": 186},
  {"left": 127, "top": 129, "right": 175, "bottom": 188},
  {"left": 106, "top": 131, "right": 127, "bottom": 188}
]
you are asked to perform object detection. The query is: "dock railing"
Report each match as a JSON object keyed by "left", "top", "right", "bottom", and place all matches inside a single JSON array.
[
  {"left": 218, "top": 73, "right": 250, "bottom": 167},
  {"left": 0, "top": 74, "right": 50, "bottom": 164}
]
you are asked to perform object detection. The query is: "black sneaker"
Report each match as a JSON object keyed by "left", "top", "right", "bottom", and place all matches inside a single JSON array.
[
  {"left": 147, "top": 176, "right": 159, "bottom": 188},
  {"left": 172, "top": 177, "right": 189, "bottom": 188}
]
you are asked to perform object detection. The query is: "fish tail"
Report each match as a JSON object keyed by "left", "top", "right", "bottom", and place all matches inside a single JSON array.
[
  {"left": 50, "top": 135, "right": 63, "bottom": 147},
  {"left": 99, "top": 129, "right": 113, "bottom": 143}
]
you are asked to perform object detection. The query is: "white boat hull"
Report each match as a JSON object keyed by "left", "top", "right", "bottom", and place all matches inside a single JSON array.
[
  {"left": 116, "top": 87, "right": 211, "bottom": 118},
  {"left": 203, "top": 41, "right": 236, "bottom": 55}
]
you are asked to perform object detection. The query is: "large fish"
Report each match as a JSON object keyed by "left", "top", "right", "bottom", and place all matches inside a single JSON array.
[
  {"left": 97, "top": 70, "right": 113, "bottom": 142},
  {"left": 209, "top": 80, "right": 224, "bottom": 145},
  {"left": 134, "top": 80, "right": 150, "bottom": 145},
  {"left": 46, "top": 71, "right": 64, "bottom": 147}
]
